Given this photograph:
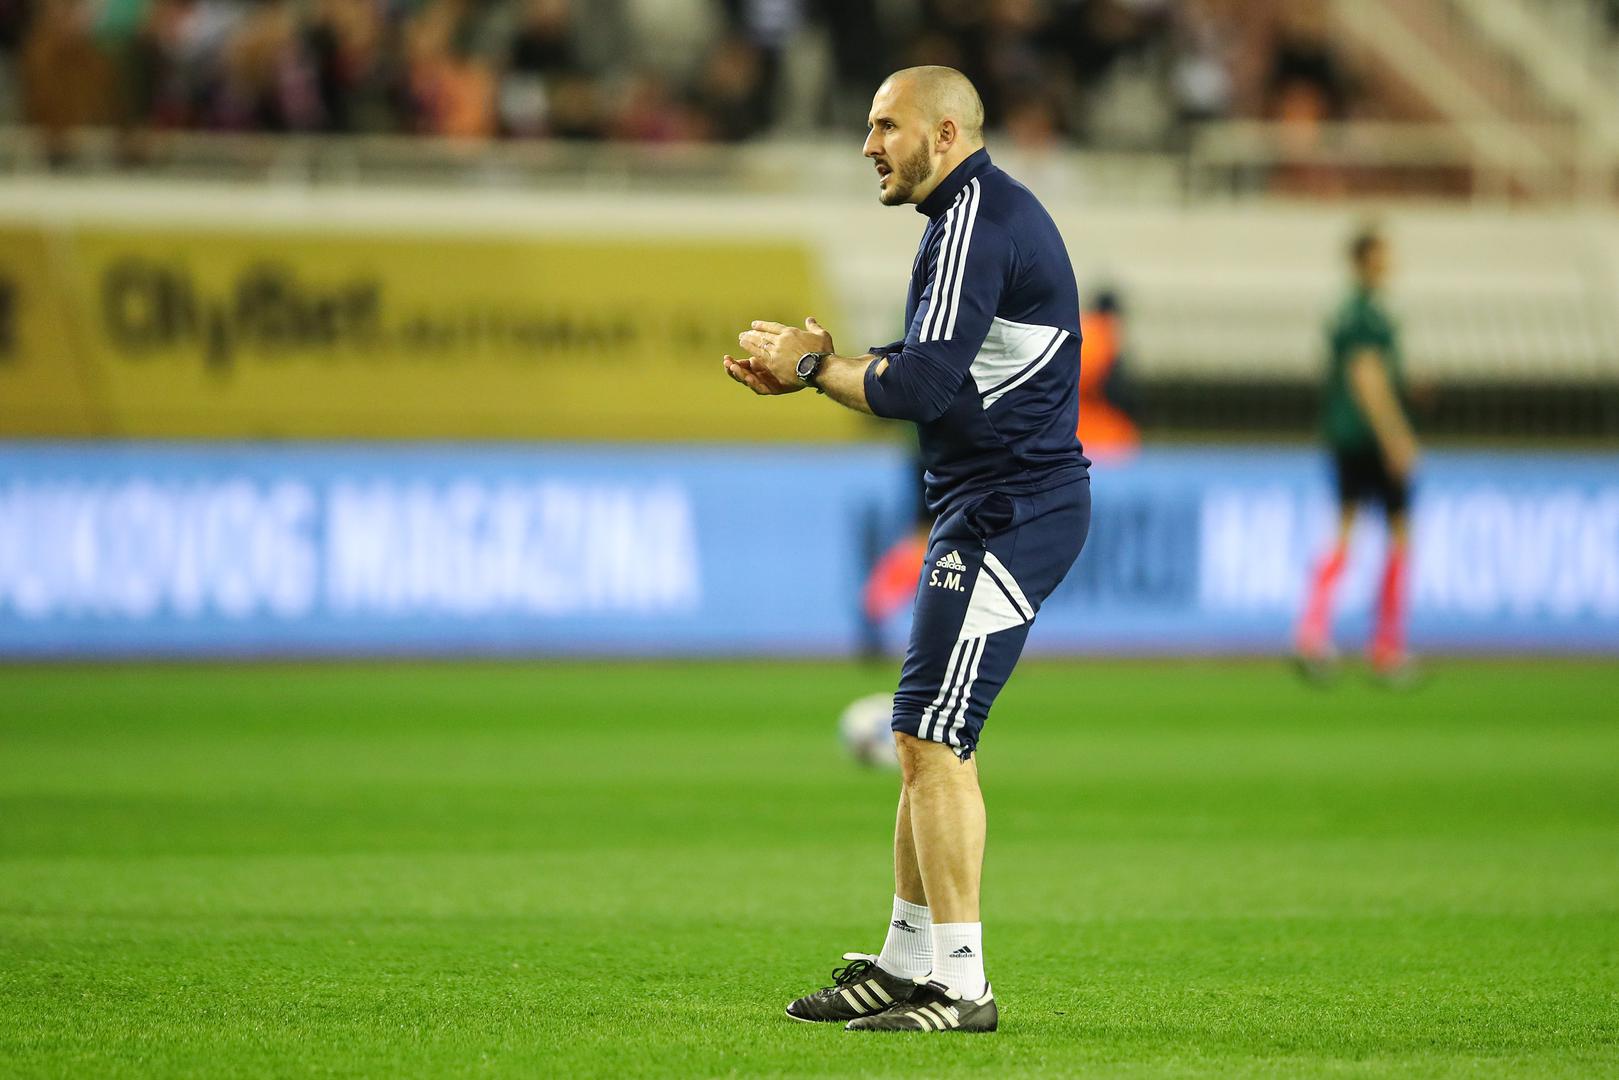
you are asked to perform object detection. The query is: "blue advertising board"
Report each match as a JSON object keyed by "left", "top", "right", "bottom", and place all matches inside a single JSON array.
[
  {"left": 0, "top": 443, "right": 1615, "bottom": 657},
  {"left": 1004, "top": 449, "right": 1619, "bottom": 654}
]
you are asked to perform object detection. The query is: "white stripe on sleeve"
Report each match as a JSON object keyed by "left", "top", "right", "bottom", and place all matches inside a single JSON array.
[
  {"left": 942, "top": 179, "right": 982, "bottom": 340},
  {"left": 921, "top": 189, "right": 969, "bottom": 342}
]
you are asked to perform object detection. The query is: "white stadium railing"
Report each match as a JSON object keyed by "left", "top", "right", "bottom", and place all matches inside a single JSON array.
[{"left": 0, "top": 120, "right": 1614, "bottom": 205}]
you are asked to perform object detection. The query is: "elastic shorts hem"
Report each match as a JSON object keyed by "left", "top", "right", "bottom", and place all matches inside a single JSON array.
[{"left": 890, "top": 709, "right": 976, "bottom": 761}]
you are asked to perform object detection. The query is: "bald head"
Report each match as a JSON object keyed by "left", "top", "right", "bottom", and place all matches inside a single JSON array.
[
  {"left": 864, "top": 67, "right": 986, "bottom": 206},
  {"left": 883, "top": 66, "right": 985, "bottom": 146}
]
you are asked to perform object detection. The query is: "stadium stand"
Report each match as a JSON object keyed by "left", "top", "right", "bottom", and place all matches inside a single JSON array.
[{"left": 0, "top": 0, "right": 1366, "bottom": 148}]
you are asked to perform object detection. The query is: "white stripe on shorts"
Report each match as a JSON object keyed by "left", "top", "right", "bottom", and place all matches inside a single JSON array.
[
  {"left": 925, "top": 636, "right": 981, "bottom": 742},
  {"left": 946, "top": 636, "right": 988, "bottom": 748},
  {"left": 916, "top": 638, "right": 967, "bottom": 742}
]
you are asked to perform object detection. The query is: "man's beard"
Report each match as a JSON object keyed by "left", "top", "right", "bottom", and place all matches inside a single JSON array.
[{"left": 881, "top": 141, "right": 935, "bottom": 205}]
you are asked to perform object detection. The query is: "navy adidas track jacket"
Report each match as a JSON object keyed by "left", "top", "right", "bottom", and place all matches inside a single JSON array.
[{"left": 863, "top": 148, "right": 1091, "bottom": 514}]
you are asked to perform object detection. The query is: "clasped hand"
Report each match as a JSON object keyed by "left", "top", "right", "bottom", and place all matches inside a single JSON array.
[{"left": 723, "top": 318, "right": 833, "bottom": 396}]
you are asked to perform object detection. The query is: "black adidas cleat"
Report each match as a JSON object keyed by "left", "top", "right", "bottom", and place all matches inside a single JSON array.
[
  {"left": 784, "top": 953, "right": 917, "bottom": 1023},
  {"left": 845, "top": 979, "right": 998, "bottom": 1032}
]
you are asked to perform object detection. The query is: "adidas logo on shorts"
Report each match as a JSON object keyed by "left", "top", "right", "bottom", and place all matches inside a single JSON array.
[{"left": 935, "top": 550, "right": 968, "bottom": 572}]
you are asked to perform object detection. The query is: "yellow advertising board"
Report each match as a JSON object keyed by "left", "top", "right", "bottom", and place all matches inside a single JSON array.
[
  {"left": 0, "top": 226, "right": 100, "bottom": 435},
  {"left": 0, "top": 223, "right": 864, "bottom": 440}
]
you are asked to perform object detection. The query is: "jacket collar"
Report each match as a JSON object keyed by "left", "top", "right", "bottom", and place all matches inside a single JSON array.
[{"left": 918, "top": 148, "right": 993, "bottom": 219}]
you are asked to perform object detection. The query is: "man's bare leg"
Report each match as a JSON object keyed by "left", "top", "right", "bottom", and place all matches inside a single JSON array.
[
  {"left": 894, "top": 786, "right": 926, "bottom": 905},
  {"left": 895, "top": 732, "right": 986, "bottom": 996},
  {"left": 874, "top": 785, "right": 934, "bottom": 980}
]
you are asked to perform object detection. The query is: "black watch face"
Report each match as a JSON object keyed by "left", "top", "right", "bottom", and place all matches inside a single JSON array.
[{"left": 796, "top": 354, "right": 819, "bottom": 381}]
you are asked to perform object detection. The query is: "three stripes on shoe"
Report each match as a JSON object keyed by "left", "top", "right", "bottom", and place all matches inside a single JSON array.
[
  {"left": 898, "top": 1001, "right": 964, "bottom": 1030},
  {"left": 836, "top": 978, "right": 967, "bottom": 1030},
  {"left": 837, "top": 977, "right": 896, "bottom": 1015}
]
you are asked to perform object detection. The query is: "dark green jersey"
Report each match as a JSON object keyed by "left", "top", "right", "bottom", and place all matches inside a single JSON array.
[{"left": 1323, "top": 287, "right": 1406, "bottom": 451}]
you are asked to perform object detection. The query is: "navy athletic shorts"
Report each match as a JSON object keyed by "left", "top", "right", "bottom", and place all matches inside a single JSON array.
[{"left": 891, "top": 477, "right": 1091, "bottom": 759}]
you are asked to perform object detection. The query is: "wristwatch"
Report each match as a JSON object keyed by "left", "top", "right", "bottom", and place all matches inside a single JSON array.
[{"left": 796, "top": 352, "right": 828, "bottom": 387}]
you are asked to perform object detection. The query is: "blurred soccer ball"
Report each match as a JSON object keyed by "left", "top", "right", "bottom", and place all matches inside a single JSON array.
[{"left": 839, "top": 692, "right": 900, "bottom": 769}]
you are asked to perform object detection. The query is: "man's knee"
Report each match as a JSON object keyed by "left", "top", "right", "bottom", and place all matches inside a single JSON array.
[{"left": 895, "top": 731, "right": 973, "bottom": 786}]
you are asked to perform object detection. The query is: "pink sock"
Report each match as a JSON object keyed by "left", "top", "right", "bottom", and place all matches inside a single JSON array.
[
  {"left": 1297, "top": 545, "right": 1347, "bottom": 655},
  {"left": 1371, "top": 546, "right": 1408, "bottom": 666}
]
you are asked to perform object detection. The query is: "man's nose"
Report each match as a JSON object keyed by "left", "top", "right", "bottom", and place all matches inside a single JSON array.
[{"left": 862, "top": 131, "right": 880, "bottom": 156}]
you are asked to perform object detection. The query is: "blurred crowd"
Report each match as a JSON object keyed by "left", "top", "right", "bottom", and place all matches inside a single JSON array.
[{"left": 0, "top": 0, "right": 1365, "bottom": 148}]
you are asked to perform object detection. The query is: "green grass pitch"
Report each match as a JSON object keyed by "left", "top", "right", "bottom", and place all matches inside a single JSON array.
[{"left": 2, "top": 659, "right": 1616, "bottom": 1078}]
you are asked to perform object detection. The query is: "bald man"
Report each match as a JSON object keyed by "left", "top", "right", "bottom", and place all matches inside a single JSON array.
[{"left": 725, "top": 67, "right": 1091, "bottom": 1034}]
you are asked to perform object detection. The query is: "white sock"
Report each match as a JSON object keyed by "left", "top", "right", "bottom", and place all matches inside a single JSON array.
[
  {"left": 875, "top": 896, "right": 932, "bottom": 980},
  {"left": 931, "top": 922, "right": 986, "bottom": 999}
]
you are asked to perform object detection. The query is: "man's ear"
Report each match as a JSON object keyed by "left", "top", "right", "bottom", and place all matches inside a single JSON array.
[{"left": 935, "top": 118, "right": 958, "bottom": 154}]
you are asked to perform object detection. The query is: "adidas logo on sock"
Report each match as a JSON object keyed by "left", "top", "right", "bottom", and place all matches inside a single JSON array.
[
  {"left": 948, "top": 945, "right": 975, "bottom": 958},
  {"left": 935, "top": 550, "right": 967, "bottom": 572},
  {"left": 891, "top": 919, "right": 919, "bottom": 933}
]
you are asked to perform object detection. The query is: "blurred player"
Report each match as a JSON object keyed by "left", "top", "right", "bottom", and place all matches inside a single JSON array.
[
  {"left": 723, "top": 66, "right": 1090, "bottom": 1033},
  {"left": 1296, "top": 226, "right": 1420, "bottom": 682},
  {"left": 859, "top": 458, "right": 931, "bottom": 633},
  {"left": 1075, "top": 288, "right": 1140, "bottom": 458}
]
